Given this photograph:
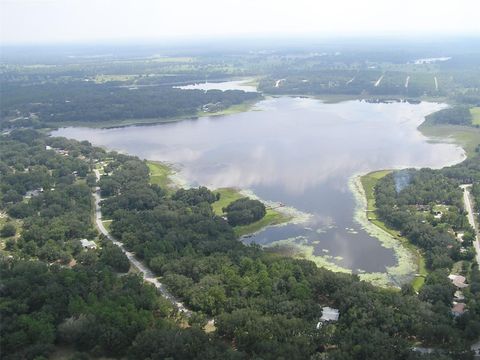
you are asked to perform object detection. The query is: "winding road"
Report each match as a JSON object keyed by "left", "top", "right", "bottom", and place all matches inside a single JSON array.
[{"left": 93, "top": 170, "right": 191, "bottom": 315}]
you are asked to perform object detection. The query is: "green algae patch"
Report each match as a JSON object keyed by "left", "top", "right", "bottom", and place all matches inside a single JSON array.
[
  {"left": 266, "top": 236, "right": 353, "bottom": 275},
  {"left": 352, "top": 174, "right": 420, "bottom": 287}
]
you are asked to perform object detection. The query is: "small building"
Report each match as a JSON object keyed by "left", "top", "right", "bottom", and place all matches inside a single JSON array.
[
  {"left": 449, "top": 274, "right": 468, "bottom": 289},
  {"left": 454, "top": 290, "right": 465, "bottom": 302},
  {"left": 451, "top": 302, "right": 466, "bottom": 317},
  {"left": 456, "top": 232, "right": 464, "bottom": 243},
  {"left": 316, "top": 307, "right": 340, "bottom": 329},
  {"left": 80, "top": 239, "right": 97, "bottom": 250},
  {"left": 45, "top": 145, "right": 52, "bottom": 150},
  {"left": 25, "top": 188, "right": 44, "bottom": 198}
]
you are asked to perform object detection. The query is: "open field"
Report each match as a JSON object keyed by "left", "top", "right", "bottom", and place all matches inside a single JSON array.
[
  {"left": 147, "top": 161, "right": 174, "bottom": 190},
  {"left": 211, "top": 188, "right": 244, "bottom": 216},
  {"left": 471, "top": 107, "right": 480, "bottom": 126}
]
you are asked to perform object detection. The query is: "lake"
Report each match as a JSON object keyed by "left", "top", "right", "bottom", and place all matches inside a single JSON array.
[
  {"left": 174, "top": 79, "right": 257, "bottom": 92},
  {"left": 52, "top": 97, "right": 465, "bottom": 285}
]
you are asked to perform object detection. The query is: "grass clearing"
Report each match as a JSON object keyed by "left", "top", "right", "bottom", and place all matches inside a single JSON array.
[
  {"left": 211, "top": 188, "right": 244, "bottom": 216},
  {"left": 360, "top": 170, "right": 392, "bottom": 213},
  {"left": 212, "top": 188, "right": 291, "bottom": 237},
  {"left": 102, "top": 220, "right": 112, "bottom": 232},
  {"left": 471, "top": 107, "right": 480, "bottom": 126},
  {"left": 147, "top": 161, "right": 175, "bottom": 191},
  {"left": 234, "top": 210, "right": 290, "bottom": 237}
]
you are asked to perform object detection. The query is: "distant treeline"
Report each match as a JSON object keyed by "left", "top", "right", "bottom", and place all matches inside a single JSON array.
[
  {"left": 425, "top": 106, "right": 473, "bottom": 126},
  {"left": 0, "top": 82, "right": 260, "bottom": 127}
]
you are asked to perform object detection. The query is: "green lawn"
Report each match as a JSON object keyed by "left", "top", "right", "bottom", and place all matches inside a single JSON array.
[
  {"left": 233, "top": 209, "right": 290, "bottom": 237},
  {"left": 212, "top": 188, "right": 291, "bottom": 237},
  {"left": 147, "top": 161, "right": 174, "bottom": 190},
  {"left": 211, "top": 188, "right": 244, "bottom": 216},
  {"left": 102, "top": 220, "right": 112, "bottom": 232},
  {"left": 471, "top": 107, "right": 480, "bottom": 126},
  {"left": 360, "top": 170, "right": 427, "bottom": 291},
  {"left": 360, "top": 170, "right": 392, "bottom": 213}
]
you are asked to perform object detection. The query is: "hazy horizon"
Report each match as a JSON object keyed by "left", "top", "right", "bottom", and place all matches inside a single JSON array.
[{"left": 1, "top": 0, "right": 479, "bottom": 45}]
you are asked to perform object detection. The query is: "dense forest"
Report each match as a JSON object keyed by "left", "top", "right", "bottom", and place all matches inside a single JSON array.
[
  {"left": 0, "top": 82, "right": 260, "bottom": 127},
  {"left": 372, "top": 160, "right": 480, "bottom": 355},
  {"left": 2, "top": 130, "right": 480, "bottom": 359},
  {"left": 424, "top": 107, "right": 473, "bottom": 126}
]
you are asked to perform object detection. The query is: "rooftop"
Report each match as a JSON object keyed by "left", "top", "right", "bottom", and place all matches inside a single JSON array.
[{"left": 320, "top": 307, "right": 340, "bottom": 322}]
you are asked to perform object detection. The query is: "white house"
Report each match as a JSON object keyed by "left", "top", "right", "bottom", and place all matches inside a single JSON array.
[
  {"left": 316, "top": 307, "right": 340, "bottom": 329},
  {"left": 80, "top": 239, "right": 97, "bottom": 250}
]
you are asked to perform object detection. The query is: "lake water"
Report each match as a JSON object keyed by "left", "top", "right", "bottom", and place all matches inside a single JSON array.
[
  {"left": 174, "top": 79, "right": 257, "bottom": 92},
  {"left": 52, "top": 97, "right": 465, "bottom": 285}
]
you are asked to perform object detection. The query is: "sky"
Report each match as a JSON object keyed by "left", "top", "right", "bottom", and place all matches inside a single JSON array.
[{"left": 1, "top": 0, "right": 479, "bottom": 44}]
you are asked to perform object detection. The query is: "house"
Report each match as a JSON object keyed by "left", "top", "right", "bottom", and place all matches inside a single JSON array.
[
  {"left": 25, "top": 188, "right": 44, "bottom": 198},
  {"left": 80, "top": 239, "right": 97, "bottom": 250},
  {"left": 451, "top": 302, "right": 466, "bottom": 317},
  {"left": 321, "top": 307, "right": 340, "bottom": 322},
  {"left": 449, "top": 274, "right": 468, "bottom": 289},
  {"left": 456, "top": 232, "right": 464, "bottom": 243},
  {"left": 316, "top": 307, "right": 340, "bottom": 328},
  {"left": 454, "top": 290, "right": 465, "bottom": 302}
]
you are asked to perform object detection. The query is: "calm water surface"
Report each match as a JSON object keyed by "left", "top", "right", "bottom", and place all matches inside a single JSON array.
[
  {"left": 174, "top": 79, "right": 257, "bottom": 92},
  {"left": 52, "top": 97, "right": 465, "bottom": 277}
]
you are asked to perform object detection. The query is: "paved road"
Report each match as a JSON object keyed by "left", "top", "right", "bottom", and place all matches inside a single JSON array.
[
  {"left": 461, "top": 184, "right": 480, "bottom": 266},
  {"left": 374, "top": 74, "right": 384, "bottom": 87},
  {"left": 461, "top": 185, "right": 480, "bottom": 356},
  {"left": 93, "top": 170, "right": 191, "bottom": 315}
]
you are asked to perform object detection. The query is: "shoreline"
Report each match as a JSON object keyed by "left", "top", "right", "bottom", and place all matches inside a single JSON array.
[
  {"left": 56, "top": 99, "right": 473, "bottom": 288},
  {"left": 350, "top": 174, "right": 417, "bottom": 287},
  {"left": 351, "top": 110, "right": 475, "bottom": 289},
  {"left": 42, "top": 93, "right": 445, "bottom": 130},
  {"left": 43, "top": 98, "right": 262, "bottom": 130},
  {"left": 146, "top": 160, "right": 302, "bottom": 237}
]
